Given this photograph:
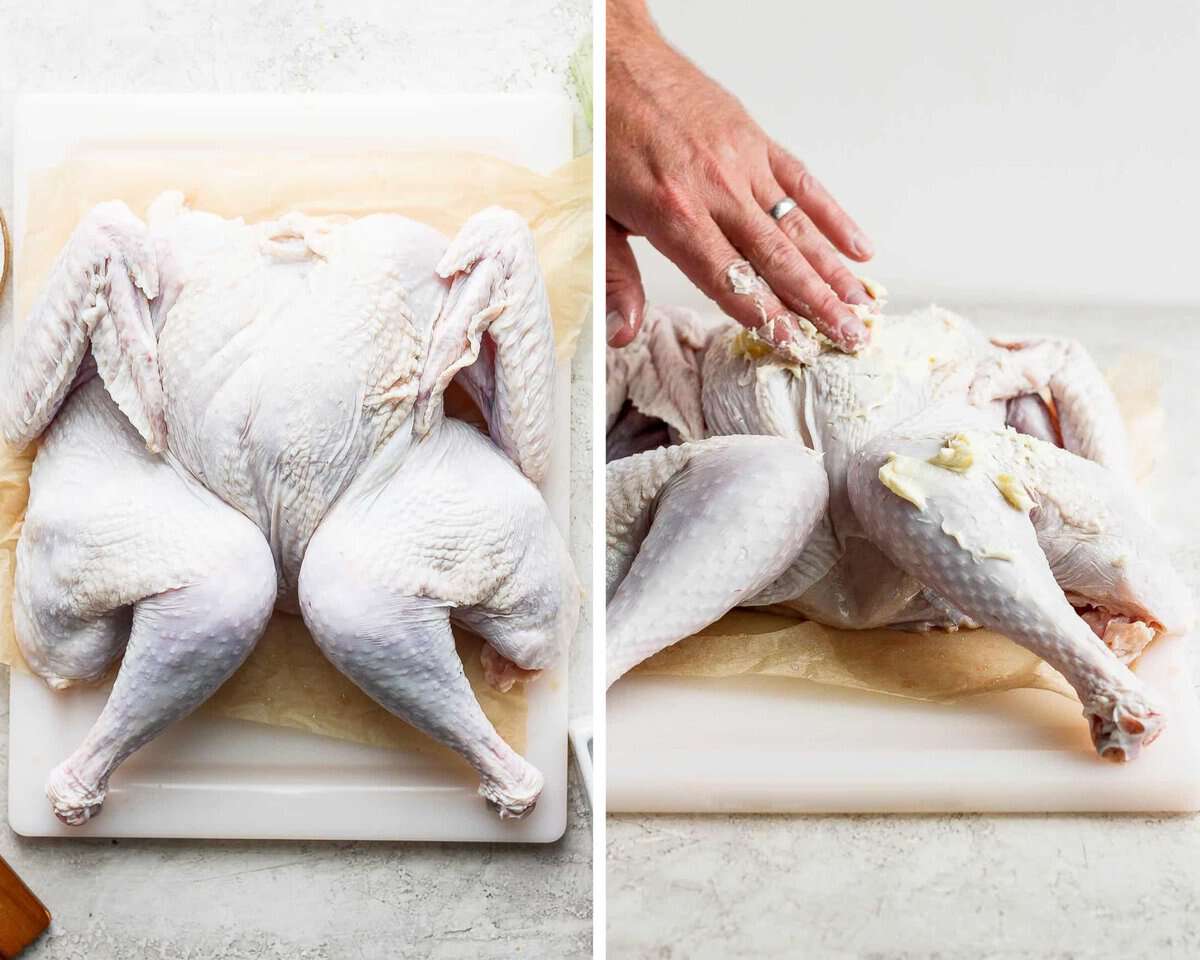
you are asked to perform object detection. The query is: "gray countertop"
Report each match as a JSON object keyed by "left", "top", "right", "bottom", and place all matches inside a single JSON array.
[
  {"left": 608, "top": 302, "right": 1200, "bottom": 960},
  {"left": 0, "top": 2, "right": 593, "bottom": 957}
]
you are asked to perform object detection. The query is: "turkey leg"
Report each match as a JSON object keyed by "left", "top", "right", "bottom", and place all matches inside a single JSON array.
[
  {"left": 849, "top": 422, "right": 1177, "bottom": 760},
  {"left": 299, "top": 417, "right": 577, "bottom": 818},
  {"left": 606, "top": 434, "right": 829, "bottom": 686}
]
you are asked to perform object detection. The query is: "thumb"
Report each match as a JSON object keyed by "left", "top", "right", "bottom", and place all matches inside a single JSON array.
[{"left": 605, "top": 218, "right": 646, "bottom": 347}]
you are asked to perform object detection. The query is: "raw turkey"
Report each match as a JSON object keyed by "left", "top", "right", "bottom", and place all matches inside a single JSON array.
[
  {"left": 606, "top": 300, "right": 1191, "bottom": 762},
  {"left": 1, "top": 195, "right": 579, "bottom": 824}
]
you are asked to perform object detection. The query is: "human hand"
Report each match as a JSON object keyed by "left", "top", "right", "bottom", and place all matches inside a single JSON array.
[{"left": 606, "top": 0, "right": 879, "bottom": 358}]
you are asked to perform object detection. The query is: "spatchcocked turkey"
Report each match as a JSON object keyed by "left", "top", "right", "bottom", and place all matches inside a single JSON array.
[{"left": 2, "top": 196, "right": 579, "bottom": 824}]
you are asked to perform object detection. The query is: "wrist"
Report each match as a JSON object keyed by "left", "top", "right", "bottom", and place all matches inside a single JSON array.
[{"left": 608, "top": 0, "right": 666, "bottom": 60}]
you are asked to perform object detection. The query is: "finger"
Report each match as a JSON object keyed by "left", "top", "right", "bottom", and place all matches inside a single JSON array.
[
  {"left": 606, "top": 219, "right": 647, "bottom": 347},
  {"left": 769, "top": 143, "right": 874, "bottom": 262},
  {"left": 650, "top": 214, "right": 819, "bottom": 365},
  {"left": 779, "top": 207, "right": 874, "bottom": 308},
  {"left": 752, "top": 174, "right": 872, "bottom": 308},
  {"left": 714, "top": 196, "right": 870, "bottom": 353}
]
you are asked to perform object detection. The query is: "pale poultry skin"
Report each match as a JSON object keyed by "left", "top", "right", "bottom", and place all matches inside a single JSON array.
[
  {"left": 2, "top": 197, "right": 579, "bottom": 824},
  {"left": 606, "top": 304, "right": 1192, "bottom": 761}
]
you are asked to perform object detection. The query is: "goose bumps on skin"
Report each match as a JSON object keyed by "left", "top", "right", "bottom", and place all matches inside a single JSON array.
[
  {"left": 1, "top": 196, "right": 580, "bottom": 825},
  {"left": 606, "top": 299, "right": 1191, "bottom": 762}
]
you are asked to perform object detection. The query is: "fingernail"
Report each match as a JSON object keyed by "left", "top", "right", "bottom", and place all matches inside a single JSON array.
[
  {"left": 850, "top": 232, "right": 874, "bottom": 259},
  {"left": 843, "top": 288, "right": 872, "bottom": 307},
  {"left": 607, "top": 309, "right": 629, "bottom": 345}
]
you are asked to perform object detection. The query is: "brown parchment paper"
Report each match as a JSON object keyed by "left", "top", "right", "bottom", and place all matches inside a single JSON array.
[
  {"left": 629, "top": 353, "right": 1165, "bottom": 705},
  {"left": 0, "top": 145, "right": 592, "bottom": 757}
]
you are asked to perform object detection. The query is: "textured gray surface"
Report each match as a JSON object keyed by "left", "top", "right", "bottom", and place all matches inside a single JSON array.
[
  {"left": 607, "top": 303, "right": 1200, "bottom": 960},
  {"left": 0, "top": 2, "right": 593, "bottom": 957}
]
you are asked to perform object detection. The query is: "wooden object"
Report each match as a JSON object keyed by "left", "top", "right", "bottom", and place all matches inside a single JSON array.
[{"left": 0, "top": 855, "right": 50, "bottom": 958}]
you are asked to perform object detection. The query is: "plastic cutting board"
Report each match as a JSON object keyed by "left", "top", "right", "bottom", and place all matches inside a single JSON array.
[{"left": 608, "top": 634, "right": 1200, "bottom": 814}]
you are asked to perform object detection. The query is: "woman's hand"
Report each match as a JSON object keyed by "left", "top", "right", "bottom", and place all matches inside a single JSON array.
[{"left": 606, "top": 0, "right": 878, "bottom": 357}]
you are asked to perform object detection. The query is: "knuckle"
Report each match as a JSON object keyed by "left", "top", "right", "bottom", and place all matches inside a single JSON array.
[
  {"left": 780, "top": 212, "right": 816, "bottom": 245},
  {"left": 695, "top": 150, "right": 737, "bottom": 199},
  {"left": 605, "top": 269, "right": 635, "bottom": 296},
  {"left": 651, "top": 177, "right": 696, "bottom": 227},
  {"left": 794, "top": 167, "right": 816, "bottom": 198},
  {"left": 712, "top": 259, "right": 777, "bottom": 320},
  {"left": 711, "top": 256, "right": 749, "bottom": 296},
  {"left": 828, "top": 264, "right": 858, "bottom": 292},
  {"left": 813, "top": 287, "right": 843, "bottom": 316},
  {"left": 755, "top": 236, "right": 797, "bottom": 278}
]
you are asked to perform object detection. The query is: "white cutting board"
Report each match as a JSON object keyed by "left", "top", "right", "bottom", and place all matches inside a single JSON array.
[
  {"left": 608, "top": 636, "right": 1200, "bottom": 813},
  {"left": 8, "top": 94, "right": 574, "bottom": 841}
]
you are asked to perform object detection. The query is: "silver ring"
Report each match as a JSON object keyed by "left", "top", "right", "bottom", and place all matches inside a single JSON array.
[{"left": 768, "top": 197, "right": 798, "bottom": 221}]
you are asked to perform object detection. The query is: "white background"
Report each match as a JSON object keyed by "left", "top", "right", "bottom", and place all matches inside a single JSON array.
[{"left": 634, "top": 0, "right": 1200, "bottom": 307}]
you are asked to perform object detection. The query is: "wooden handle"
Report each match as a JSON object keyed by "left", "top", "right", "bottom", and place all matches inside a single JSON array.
[{"left": 0, "top": 855, "right": 50, "bottom": 958}]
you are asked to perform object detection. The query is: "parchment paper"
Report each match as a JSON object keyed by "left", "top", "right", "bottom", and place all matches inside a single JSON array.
[
  {"left": 629, "top": 353, "right": 1165, "bottom": 705},
  {"left": 0, "top": 145, "right": 592, "bottom": 757}
]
